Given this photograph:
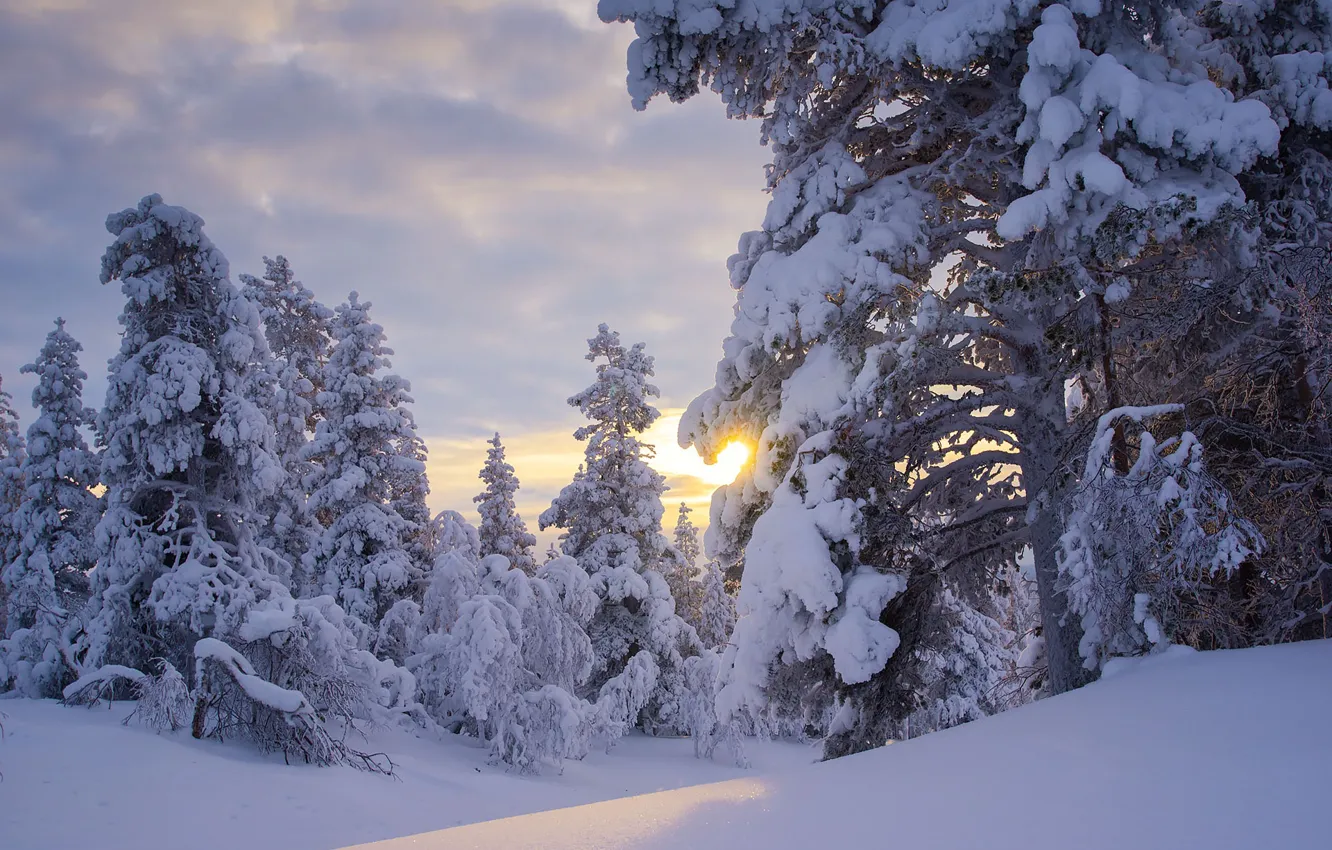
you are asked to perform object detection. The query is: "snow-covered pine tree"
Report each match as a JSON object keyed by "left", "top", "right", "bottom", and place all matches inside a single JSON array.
[
  {"left": 474, "top": 433, "right": 538, "bottom": 574},
  {"left": 539, "top": 324, "right": 698, "bottom": 731},
  {"left": 696, "top": 558, "right": 734, "bottom": 650},
  {"left": 61, "top": 197, "right": 414, "bottom": 767},
  {"left": 0, "top": 319, "right": 101, "bottom": 697},
  {"left": 238, "top": 255, "right": 332, "bottom": 593},
  {"left": 302, "top": 292, "right": 424, "bottom": 628},
  {"left": 666, "top": 503, "right": 703, "bottom": 630},
  {"left": 389, "top": 429, "right": 433, "bottom": 572},
  {"left": 72, "top": 194, "right": 286, "bottom": 678},
  {"left": 603, "top": 0, "right": 1284, "bottom": 750},
  {"left": 0, "top": 376, "right": 25, "bottom": 574}
]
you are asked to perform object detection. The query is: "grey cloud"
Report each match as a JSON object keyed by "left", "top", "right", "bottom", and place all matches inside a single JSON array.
[{"left": 0, "top": 0, "right": 769, "bottom": 516}]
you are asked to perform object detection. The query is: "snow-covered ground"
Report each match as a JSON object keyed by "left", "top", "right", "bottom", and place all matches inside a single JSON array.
[
  {"left": 0, "top": 699, "right": 815, "bottom": 850},
  {"left": 4, "top": 641, "right": 1327, "bottom": 850},
  {"left": 352, "top": 640, "right": 1332, "bottom": 850}
]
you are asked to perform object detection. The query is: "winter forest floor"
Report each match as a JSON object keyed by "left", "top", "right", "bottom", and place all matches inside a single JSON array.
[
  {"left": 357, "top": 640, "right": 1332, "bottom": 850},
  {"left": 3, "top": 640, "right": 1329, "bottom": 850},
  {"left": 0, "top": 699, "right": 814, "bottom": 850}
]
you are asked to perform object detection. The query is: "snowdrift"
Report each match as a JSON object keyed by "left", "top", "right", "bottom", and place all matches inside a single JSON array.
[{"left": 346, "top": 640, "right": 1332, "bottom": 850}]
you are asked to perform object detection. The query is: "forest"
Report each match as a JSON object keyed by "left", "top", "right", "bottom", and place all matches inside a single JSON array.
[{"left": 2, "top": 1, "right": 1331, "bottom": 845}]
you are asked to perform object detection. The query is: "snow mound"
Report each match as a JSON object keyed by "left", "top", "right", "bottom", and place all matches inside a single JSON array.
[{"left": 344, "top": 640, "right": 1332, "bottom": 850}]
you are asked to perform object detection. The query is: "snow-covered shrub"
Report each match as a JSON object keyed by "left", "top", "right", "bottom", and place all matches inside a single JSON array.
[
  {"left": 492, "top": 685, "right": 594, "bottom": 774},
  {"left": 193, "top": 637, "right": 357, "bottom": 769},
  {"left": 373, "top": 599, "right": 421, "bottom": 666},
  {"left": 592, "top": 649, "right": 658, "bottom": 748},
  {"left": 681, "top": 649, "right": 748, "bottom": 766},
  {"left": 424, "top": 509, "right": 482, "bottom": 564},
  {"left": 192, "top": 596, "right": 407, "bottom": 771},
  {"left": 537, "top": 555, "right": 598, "bottom": 629},
  {"left": 239, "top": 595, "right": 418, "bottom": 729},
  {"left": 1059, "top": 407, "right": 1264, "bottom": 670},
  {"left": 500, "top": 565, "right": 595, "bottom": 695},
  {"left": 442, "top": 594, "right": 524, "bottom": 736},
  {"left": 129, "top": 659, "right": 192, "bottom": 732},
  {"left": 407, "top": 547, "right": 601, "bottom": 773},
  {"left": 61, "top": 665, "right": 146, "bottom": 706}
]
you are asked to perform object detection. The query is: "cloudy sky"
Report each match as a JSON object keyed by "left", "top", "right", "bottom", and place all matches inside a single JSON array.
[{"left": 0, "top": 0, "right": 772, "bottom": 547}]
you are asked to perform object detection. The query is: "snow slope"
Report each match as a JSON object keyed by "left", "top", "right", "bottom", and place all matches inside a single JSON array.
[
  {"left": 0, "top": 701, "right": 814, "bottom": 850},
  {"left": 349, "top": 640, "right": 1332, "bottom": 850}
]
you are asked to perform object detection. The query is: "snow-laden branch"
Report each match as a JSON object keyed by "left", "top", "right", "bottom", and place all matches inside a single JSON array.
[{"left": 194, "top": 637, "right": 312, "bottom": 716}]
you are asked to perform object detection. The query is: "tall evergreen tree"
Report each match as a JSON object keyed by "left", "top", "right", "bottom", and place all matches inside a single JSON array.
[
  {"left": 666, "top": 503, "right": 703, "bottom": 631},
  {"left": 389, "top": 429, "right": 433, "bottom": 571},
  {"left": 0, "top": 319, "right": 101, "bottom": 696},
  {"left": 474, "top": 433, "right": 538, "bottom": 574},
  {"left": 696, "top": 558, "right": 735, "bottom": 651},
  {"left": 302, "top": 292, "right": 423, "bottom": 627},
  {"left": 603, "top": 0, "right": 1285, "bottom": 752},
  {"left": 238, "top": 255, "right": 331, "bottom": 592},
  {"left": 72, "top": 194, "right": 287, "bottom": 677},
  {"left": 0, "top": 375, "right": 27, "bottom": 636},
  {"left": 539, "top": 324, "right": 698, "bottom": 730}
]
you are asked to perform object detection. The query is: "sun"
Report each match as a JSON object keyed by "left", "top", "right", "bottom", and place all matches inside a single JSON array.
[
  {"left": 642, "top": 413, "right": 754, "bottom": 489},
  {"left": 701, "top": 440, "right": 752, "bottom": 486}
]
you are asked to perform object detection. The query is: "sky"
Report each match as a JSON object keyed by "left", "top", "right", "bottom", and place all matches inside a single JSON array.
[{"left": 0, "top": 0, "right": 773, "bottom": 549}]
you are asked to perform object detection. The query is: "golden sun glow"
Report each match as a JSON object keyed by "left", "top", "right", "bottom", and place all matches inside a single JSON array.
[
  {"left": 705, "top": 440, "right": 753, "bottom": 485},
  {"left": 643, "top": 413, "right": 753, "bottom": 488}
]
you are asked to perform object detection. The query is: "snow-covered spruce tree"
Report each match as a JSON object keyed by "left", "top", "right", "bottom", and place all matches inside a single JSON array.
[
  {"left": 474, "top": 433, "right": 538, "bottom": 574},
  {"left": 0, "top": 319, "right": 101, "bottom": 697},
  {"left": 539, "top": 325, "right": 699, "bottom": 732},
  {"left": 388, "top": 428, "right": 433, "bottom": 571},
  {"left": 696, "top": 558, "right": 735, "bottom": 650},
  {"left": 302, "top": 292, "right": 425, "bottom": 628},
  {"left": 1059, "top": 406, "right": 1263, "bottom": 669},
  {"left": 238, "top": 255, "right": 331, "bottom": 593},
  {"left": 70, "top": 195, "right": 288, "bottom": 678},
  {"left": 62, "top": 198, "right": 413, "bottom": 767},
  {"left": 666, "top": 503, "right": 704, "bottom": 630},
  {"left": 0, "top": 376, "right": 26, "bottom": 575},
  {"left": 603, "top": 0, "right": 1284, "bottom": 748}
]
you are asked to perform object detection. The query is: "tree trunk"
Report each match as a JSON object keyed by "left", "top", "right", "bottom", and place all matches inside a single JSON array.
[
  {"left": 1028, "top": 498, "right": 1090, "bottom": 694},
  {"left": 191, "top": 668, "right": 209, "bottom": 740},
  {"left": 1095, "top": 294, "right": 1131, "bottom": 474},
  {"left": 1022, "top": 418, "right": 1092, "bottom": 696}
]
